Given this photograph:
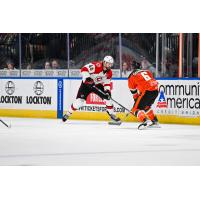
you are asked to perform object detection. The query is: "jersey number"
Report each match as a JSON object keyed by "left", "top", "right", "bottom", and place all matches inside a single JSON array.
[{"left": 141, "top": 71, "right": 151, "bottom": 81}]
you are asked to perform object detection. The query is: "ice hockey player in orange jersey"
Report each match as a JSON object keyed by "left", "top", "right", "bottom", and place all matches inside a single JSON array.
[
  {"left": 62, "top": 56, "right": 121, "bottom": 125},
  {"left": 128, "top": 61, "right": 160, "bottom": 130}
]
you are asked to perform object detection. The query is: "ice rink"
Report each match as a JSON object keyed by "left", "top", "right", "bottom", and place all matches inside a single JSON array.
[{"left": 0, "top": 117, "right": 200, "bottom": 166}]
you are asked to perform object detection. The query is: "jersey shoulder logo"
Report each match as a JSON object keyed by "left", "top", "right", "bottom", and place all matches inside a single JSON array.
[{"left": 87, "top": 64, "right": 95, "bottom": 72}]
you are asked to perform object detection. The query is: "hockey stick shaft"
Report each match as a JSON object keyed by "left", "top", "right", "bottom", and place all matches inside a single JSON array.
[
  {"left": 110, "top": 97, "right": 133, "bottom": 115},
  {"left": 0, "top": 119, "right": 10, "bottom": 128},
  {"left": 93, "top": 86, "right": 134, "bottom": 115}
]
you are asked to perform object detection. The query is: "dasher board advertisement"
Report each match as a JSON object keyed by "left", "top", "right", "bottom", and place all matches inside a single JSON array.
[
  {"left": 63, "top": 79, "right": 132, "bottom": 115},
  {"left": 154, "top": 79, "right": 200, "bottom": 117},
  {"left": 0, "top": 79, "right": 57, "bottom": 110}
]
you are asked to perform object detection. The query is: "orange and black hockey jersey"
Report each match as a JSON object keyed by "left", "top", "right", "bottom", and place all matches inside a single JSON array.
[{"left": 128, "top": 69, "right": 158, "bottom": 96}]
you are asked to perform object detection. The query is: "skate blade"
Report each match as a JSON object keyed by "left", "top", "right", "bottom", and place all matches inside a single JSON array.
[
  {"left": 138, "top": 124, "right": 161, "bottom": 130},
  {"left": 138, "top": 120, "right": 152, "bottom": 130},
  {"left": 148, "top": 125, "right": 161, "bottom": 128},
  {"left": 108, "top": 121, "right": 122, "bottom": 125},
  {"left": 138, "top": 125, "right": 148, "bottom": 130}
]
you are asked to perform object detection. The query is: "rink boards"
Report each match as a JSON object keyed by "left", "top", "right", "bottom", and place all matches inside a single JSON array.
[{"left": 0, "top": 77, "right": 200, "bottom": 125}]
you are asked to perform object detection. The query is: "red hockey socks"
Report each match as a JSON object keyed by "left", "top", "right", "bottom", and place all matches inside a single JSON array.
[
  {"left": 146, "top": 109, "right": 156, "bottom": 121},
  {"left": 136, "top": 110, "right": 147, "bottom": 122}
]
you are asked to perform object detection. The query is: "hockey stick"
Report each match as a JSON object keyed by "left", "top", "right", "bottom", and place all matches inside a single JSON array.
[
  {"left": 110, "top": 99, "right": 134, "bottom": 123},
  {"left": 110, "top": 97, "right": 134, "bottom": 115},
  {"left": 93, "top": 86, "right": 134, "bottom": 116},
  {"left": 0, "top": 119, "right": 11, "bottom": 128}
]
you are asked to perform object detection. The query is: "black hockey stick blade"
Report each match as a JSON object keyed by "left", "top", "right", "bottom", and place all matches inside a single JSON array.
[
  {"left": 0, "top": 119, "right": 11, "bottom": 128},
  {"left": 108, "top": 121, "right": 122, "bottom": 125}
]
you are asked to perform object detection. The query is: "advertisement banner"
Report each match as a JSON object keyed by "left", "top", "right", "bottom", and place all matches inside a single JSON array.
[
  {"left": 21, "top": 70, "right": 68, "bottom": 77},
  {"left": 0, "top": 79, "right": 57, "bottom": 110},
  {"left": 0, "top": 77, "right": 199, "bottom": 124},
  {"left": 57, "top": 79, "right": 64, "bottom": 118},
  {"left": 63, "top": 78, "right": 200, "bottom": 124},
  {"left": 63, "top": 79, "right": 132, "bottom": 114},
  {"left": 154, "top": 80, "right": 200, "bottom": 117},
  {"left": 68, "top": 69, "right": 121, "bottom": 78},
  {"left": 0, "top": 70, "right": 20, "bottom": 77}
]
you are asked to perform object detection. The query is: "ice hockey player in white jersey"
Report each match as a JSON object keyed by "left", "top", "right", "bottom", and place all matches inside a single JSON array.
[{"left": 62, "top": 55, "right": 121, "bottom": 125}]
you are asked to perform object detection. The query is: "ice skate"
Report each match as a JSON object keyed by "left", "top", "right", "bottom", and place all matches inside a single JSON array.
[
  {"left": 148, "top": 117, "right": 161, "bottom": 128},
  {"left": 62, "top": 114, "right": 70, "bottom": 122},
  {"left": 138, "top": 119, "right": 151, "bottom": 130},
  {"left": 107, "top": 111, "right": 122, "bottom": 125}
]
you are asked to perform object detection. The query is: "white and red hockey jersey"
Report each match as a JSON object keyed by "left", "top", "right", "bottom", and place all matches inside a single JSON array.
[{"left": 81, "top": 61, "right": 112, "bottom": 91}]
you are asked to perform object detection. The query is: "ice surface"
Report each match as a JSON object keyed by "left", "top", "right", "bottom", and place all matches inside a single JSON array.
[{"left": 0, "top": 117, "right": 200, "bottom": 166}]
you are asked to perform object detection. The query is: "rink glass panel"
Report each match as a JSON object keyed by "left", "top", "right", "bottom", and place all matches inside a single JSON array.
[
  {"left": 0, "top": 33, "right": 199, "bottom": 78},
  {"left": 182, "top": 33, "right": 198, "bottom": 77},
  {"left": 0, "top": 33, "right": 20, "bottom": 77},
  {"left": 121, "top": 33, "right": 156, "bottom": 77},
  {"left": 21, "top": 33, "right": 68, "bottom": 70},
  {"left": 158, "top": 33, "right": 179, "bottom": 78}
]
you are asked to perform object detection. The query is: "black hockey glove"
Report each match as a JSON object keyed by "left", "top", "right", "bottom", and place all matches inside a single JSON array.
[
  {"left": 130, "top": 89, "right": 139, "bottom": 101},
  {"left": 104, "top": 90, "right": 111, "bottom": 100},
  {"left": 84, "top": 77, "right": 95, "bottom": 88}
]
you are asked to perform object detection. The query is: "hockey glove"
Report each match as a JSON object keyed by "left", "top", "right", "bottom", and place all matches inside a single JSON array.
[
  {"left": 104, "top": 90, "right": 111, "bottom": 100},
  {"left": 133, "top": 93, "right": 139, "bottom": 102},
  {"left": 130, "top": 89, "right": 139, "bottom": 101},
  {"left": 84, "top": 77, "right": 95, "bottom": 88}
]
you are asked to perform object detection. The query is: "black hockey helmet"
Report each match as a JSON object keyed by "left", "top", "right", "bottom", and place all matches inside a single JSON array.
[{"left": 132, "top": 60, "right": 141, "bottom": 70}]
